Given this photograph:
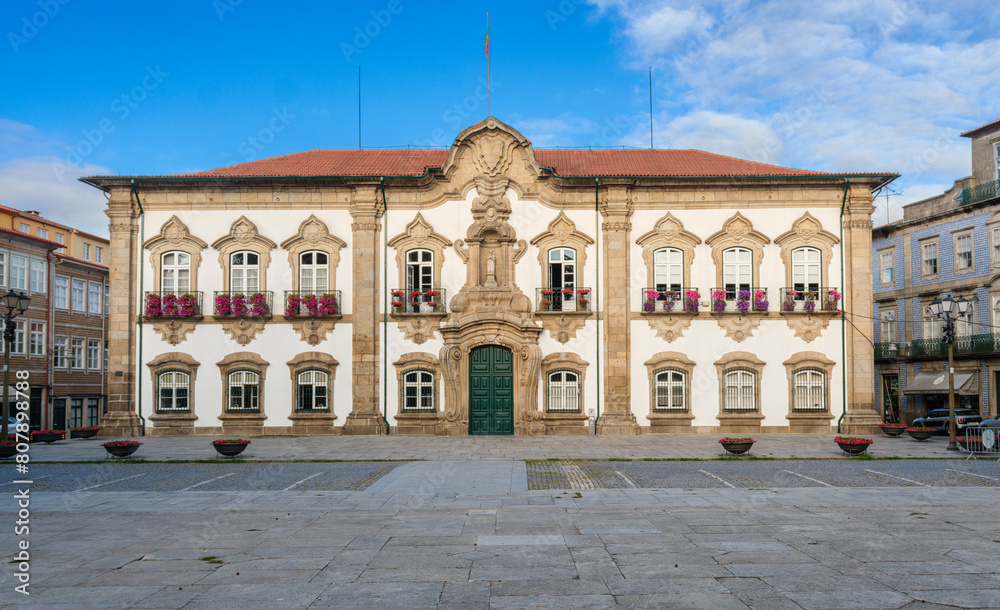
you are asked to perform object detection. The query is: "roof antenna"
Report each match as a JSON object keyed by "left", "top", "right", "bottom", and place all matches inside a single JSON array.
[{"left": 648, "top": 66, "right": 654, "bottom": 149}]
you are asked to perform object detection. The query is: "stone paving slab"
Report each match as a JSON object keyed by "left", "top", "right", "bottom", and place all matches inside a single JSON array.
[{"left": 24, "top": 432, "right": 967, "bottom": 461}]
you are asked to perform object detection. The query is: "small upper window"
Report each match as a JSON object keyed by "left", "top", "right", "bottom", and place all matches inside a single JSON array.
[
  {"left": 83, "top": 243, "right": 91, "bottom": 260},
  {"left": 922, "top": 241, "right": 938, "bottom": 277},
  {"left": 956, "top": 234, "right": 973, "bottom": 270},
  {"left": 36, "top": 228, "right": 48, "bottom": 239},
  {"left": 95, "top": 246, "right": 103, "bottom": 264},
  {"left": 19, "top": 223, "right": 29, "bottom": 233},
  {"left": 880, "top": 251, "right": 894, "bottom": 284}
]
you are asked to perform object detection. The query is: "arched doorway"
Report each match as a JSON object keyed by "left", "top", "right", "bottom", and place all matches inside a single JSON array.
[{"left": 469, "top": 345, "right": 514, "bottom": 435}]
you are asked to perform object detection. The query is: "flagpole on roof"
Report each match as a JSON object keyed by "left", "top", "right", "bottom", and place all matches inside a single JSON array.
[{"left": 485, "top": 11, "right": 493, "bottom": 116}]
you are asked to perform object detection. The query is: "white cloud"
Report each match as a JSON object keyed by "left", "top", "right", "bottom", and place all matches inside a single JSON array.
[{"left": 0, "top": 157, "right": 111, "bottom": 236}]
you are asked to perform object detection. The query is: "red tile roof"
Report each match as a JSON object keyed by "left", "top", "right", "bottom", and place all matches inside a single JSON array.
[
  {"left": 53, "top": 252, "right": 108, "bottom": 271},
  {"left": 0, "top": 226, "right": 63, "bottom": 249},
  {"left": 961, "top": 117, "right": 1000, "bottom": 138},
  {"left": 0, "top": 203, "right": 109, "bottom": 243},
  {"left": 82, "top": 148, "right": 895, "bottom": 182}
]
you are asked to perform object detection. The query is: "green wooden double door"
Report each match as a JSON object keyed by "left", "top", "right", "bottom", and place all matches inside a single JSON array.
[{"left": 469, "top": 345, "right": 514, "bottom": 435}]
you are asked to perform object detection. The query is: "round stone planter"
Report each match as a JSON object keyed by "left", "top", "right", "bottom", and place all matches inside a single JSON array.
[
  {"left": 720, "top": 441, "right": 754, "bottom": 455},
  {"left": 31, "top": 432, "right": 64, "bottom": 444},
  {"left": 213, "top": 442, "right": 249, "bottom": 457},
  {"left": 71, "top": 427, "right": 101, "bottom": 439},
  {"left": 104, "top": 443, "right": 141, "bottom": 458},
  {"left": 0, "top": 445, "right": 17, "bottom": 458},
  {"left": 836, "top": 441, "right": 871, "bottom": 455},
  {"left": 906, "top": 429, "right": 935, "bottom": 441},
  {"left": 879, "top": 425, "right": 907, "bottom": 437}
]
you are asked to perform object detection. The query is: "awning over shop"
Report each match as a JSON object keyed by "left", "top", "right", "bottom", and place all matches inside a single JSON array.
[{"left": 902, "top": 372, "right": 979, "bottom": 395}]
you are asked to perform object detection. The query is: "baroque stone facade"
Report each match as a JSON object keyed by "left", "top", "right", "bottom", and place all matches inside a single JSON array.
[{"left": 84, "top": 118, "right": 893, "bottom": 436}]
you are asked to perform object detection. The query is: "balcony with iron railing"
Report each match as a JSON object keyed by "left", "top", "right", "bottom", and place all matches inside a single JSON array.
[
  {"left": 874, "top": 341, "right": 901, "bottom": 359},
  {"left": 143, "top": 291, "right": 204, "bottom": 318},
  {"left": 283, "top": 290, "right": 342, "bottom": 317},
  {"left": 779, "top": 287, "right": 841, "bottom": 313},
  {"left": 708, "top": 287, "right": 770, "bottom": 314},
  {"left": 390, "top": 288, "right": 447, "bottom": 314},
  {"left": 641, "top": 288, "right": 700, "bottom": 313},
  {"left": 961, "top": 179, "right": 1000, "bottom": 206},
  {"left": 212, "top": 291, "right": 273, "bottom": 317},
  {"left": 536, "top": 287, "right": 592, "bottom": 312}
]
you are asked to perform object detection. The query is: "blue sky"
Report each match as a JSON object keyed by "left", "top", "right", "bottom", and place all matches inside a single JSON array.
[{"left": 1, "top": 0, "right": 998, "bottom": 234}]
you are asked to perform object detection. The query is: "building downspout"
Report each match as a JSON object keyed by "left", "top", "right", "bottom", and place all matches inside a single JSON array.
[
  {"left": 45, "top": 250, "right": 53, "bottom": 429},
  {"left": 594, "top": 178, "right": 601, "bottom": 429},
  {"left": 380, "top": 177, "right": 389, "bottom": 435},
  {"left": 837, "top": 178, "right": 850, "bottom": 433},
  {"left": 131, "top": 180, "right": 146, "bottom": 436}
]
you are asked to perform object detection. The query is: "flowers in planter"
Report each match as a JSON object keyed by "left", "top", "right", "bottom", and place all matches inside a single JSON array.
[
  {"left": 285, "top": 294, "right": 339, "bottom": 317},
  {"left": 102, "top": 440, "right": 140, "bottom": 447},
  {"left": 424, "top": 289, "right": 441, "bottom": 298},
  {"left": 70, "top": 426, "right": 103, "bottom": 431},
  {"left": 782, "top": 289, "right": 798, "bottom": 311},
  {"left": 541, "top": 289, "right": 555, "bottom": 296},
  {"left": 33, "top": 429, "right": 62, "bottom": 436},
  {"left": 643, "top": 289, "right": 659, "bottom": 312},
  {"left": 712, "top": 289, "right": 727, "bottom": 314},
  {"left": 833, "top": 436, "right": 873, "bottom": 445},
  {"left": 905, "top": 426, "right": 934, "bottom": 432},
  {"left": 217, "top": 293, "right": 269, "bottom": 316},
  {"left": 824, "top": 288, "right": 841, "bottom": 311},
  {"left": 719, "top": 437, "right": 754, "bottom": 443},
  {"left": 803, "top": 291, "right": 818, "bottom": 314},
  {"left": 736, "top": 289, "right": 751, "bottom": 315},
  {"left": 877, "top": 422, "right": 903, "bottom": 427},
  {"left": 560, "top": 287, "right": 574, "bottom": 296},
  {"left": 212, "top": 438, "right": 251, "bottom": 445},
  {"left": 145, "top": 293, "right": 198, "bottom": 317},
  {"left": 540, "top": 299, "right": 553, "bottom": 309},
  {"left": 753, "top": 289, "right": 768, "bottom": 312},
  {"left": 684, "top": 289, "right": 700, "bottom": 313},
  {"left": 409, "top": 291, "right": 423, "bottom": 300}
]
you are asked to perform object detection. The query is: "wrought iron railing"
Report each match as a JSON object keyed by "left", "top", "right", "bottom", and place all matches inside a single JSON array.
[
  {"left": 536, "top": 287, "right": 592, "bottom": 312},
  {"left": 641, "top": 288, "right": 700, "bottom": 313},
  {"left": 961, "top": 179, "right": 1000, "bottom": 206},
  {"left": 212, "top": 291, "right": 273, "bottom": 316},
  {"left": 708, "top": 287, "right": 769, "bottom": 314},
  {"left": 910, "top": 337, "right": 947, "bottom": 358},
  {"left": 954, "top": 333, "right": 1000, "bottom": 354},
  {"left": 874, "top": 342, "right": 901, "bottom": 359},
  {"left": 143, "top": 291, "right": 203, "bottom": 318},
  {"left": 390, "top": 288, "right": 447, "bottom": 314},
  {"left": 779, "top": 287, "right": 840, "bottom": 313},
  {"left": 283, "top": 291, "right": 341, "bottom": 317}
]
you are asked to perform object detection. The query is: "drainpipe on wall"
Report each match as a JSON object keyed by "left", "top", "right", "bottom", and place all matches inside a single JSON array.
[
  {"left": 837, "top": 178, "right": 850, "bottom": 433},
  {"left": 131, "top": 180, "right": 146, "bottom": 436},
  {"left": 594, "top": 178, "right": 601, "bottom": 429},
  {"left": 46, "top": 250, "right": 53, "bottom": 429},
  {"left": 381, "top": 177, "right": 389, "bottom": 435}
]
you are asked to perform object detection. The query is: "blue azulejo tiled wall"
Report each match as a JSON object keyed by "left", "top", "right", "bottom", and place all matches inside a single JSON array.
[{"left": 909, "top": 214, "right": 990, "bottom": 289}]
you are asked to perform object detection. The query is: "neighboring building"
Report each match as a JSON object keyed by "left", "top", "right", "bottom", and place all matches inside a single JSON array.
[
  {"left": 83, "top": 118, "right": 893, "bottom": 437},
  {"left": 0, "top": 211, "right": 109, "bottom": 430},
  {"left": 873, "top": 117, "right": 1000, "bottom": 425},
  {"left": 0, "top": 204, "right": 109, "bottom": 265}
]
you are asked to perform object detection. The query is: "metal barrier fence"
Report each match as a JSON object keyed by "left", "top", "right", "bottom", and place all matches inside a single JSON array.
[{"left": 956, "top": 426, "right": 1000, "bottom": 461}]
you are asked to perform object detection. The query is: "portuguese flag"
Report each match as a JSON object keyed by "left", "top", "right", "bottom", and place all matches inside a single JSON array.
[{"left": 484, "top": 16, "right": 489, "bottom": 57}]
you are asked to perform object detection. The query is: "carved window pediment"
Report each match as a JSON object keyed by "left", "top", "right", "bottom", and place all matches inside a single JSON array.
[
  {"left": 212, "top": 217, "right": 276, "bottom": 291},
  {"left": 388, "top": 213, "right": 452, "bottom": 289},
  {"left": 280, "top": 215, "right": 346, "bottom": 292},
  {"left": 774, "top": 212, "right": 840, "bottom": 286},
  {"left": 530, "top": 211, "right": 595, "bottom": 284},
  {"left": 145, "top": 216, "right": 208, "bottom": 292},
  {"left": 706, "top": 213, "right": 771, "bottom": 288},
  {"left": 636, "top": 213, "right": 701, "bottom": 289}
]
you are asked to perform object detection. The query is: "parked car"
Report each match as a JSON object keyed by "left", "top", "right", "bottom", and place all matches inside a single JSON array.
[
  {"left": 977, "top": 417, "right": 1000, "bottom": 431},
  {"left": 911, "top": 408, "right": 982, "bottom": 434}
]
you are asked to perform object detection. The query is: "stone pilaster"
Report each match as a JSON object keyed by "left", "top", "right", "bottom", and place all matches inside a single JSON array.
[
  {"left": 841, "top": 185, "right": 881, "bottom": 433},
  {"left": 596, "top": 185, "right": 639, "bottom": 435},
  {"left": 101, "top": 188, "right": 142, "bottom": 437},
  {"left": 342, "top": 186, "right": 387, "bottom": 435}
]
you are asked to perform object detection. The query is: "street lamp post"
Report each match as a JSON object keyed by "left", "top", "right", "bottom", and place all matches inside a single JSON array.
[
  {"left": 0, "top": 290, "right": 30, "bottom": 441},
  {"left": 929, "top": 294, "right": 970, "bottom": 451}
]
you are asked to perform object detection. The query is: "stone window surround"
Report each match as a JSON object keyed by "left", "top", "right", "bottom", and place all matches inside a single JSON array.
[
  {"left": 393, "top": 352, "right": 441, "bottom": 413},
  {"left": 146, "top": 352, "right": 200, "bottom": 414},
  {"left": 782, "top": 351, "right": 835, "bottom": 414},
  {"left": 644, "top": 351, "right": 694, "bottom": 414},
  {"left": 714, "top": 351, "right": 765, "bottom": 415},
  {"left": 530, "top": 211, "right": 595, "bottom": 289},
  {"left": 287, "top": 352, "right": 339, "bottom": 413},
  {"left": 705, "top": 213, "right": 771, "bottom": 289},
  {"left": 279, "top": 215, "right": 347, "bottom": 293},
  {"left": 878, "top": 248, "right": 895, "bottom": 286},
  {"left": 217, "top": 352, "right": 269, "bottom": 416},
  {"left": 211, "top": 217, "right": 277, "bottom": 293},
  {"left": 388, "top": 213, "right": 452, "bottom": 291},
  {"left": 989, "top": 213, "right": 1000, "bottom": 268},
  {"left": 144, "top": 216, "right": 208, "bottom": 294},
  {"left": 635, "top": 212, "right": 701, "bottom": 291},
  {"left": 541, "top": 352, "right": 588, "bottom": 414},
  {"left": 774, "top": 212, "right": 840, "bottom": 289},
  {"left": 952, "top": 229, "right": 974, "bottom": 275},
  {"left": 880, "top": 309, "right": 897, "bottom": 343},
  {"left": 919, "top": 236, "right": 939, "bottom": 279}
]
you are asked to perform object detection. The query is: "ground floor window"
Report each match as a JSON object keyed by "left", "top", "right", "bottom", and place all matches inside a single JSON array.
[
  {"left": 296, "top": 369, "right": 329, "bottom": 411},
  {"left": 157, "top": 371, "right": 190, "bottom": 412},
  {"left": 792, "top": 369, "right": 826, "bottom": 412},
  {"left": 227, "top": 370, "right": 260, "bottom": 411},
  {"left": 402, "top": 370, "right": 434, "bottom": 412},
  {"left": 547, "top": 371, "right": 580, "bottom": 412},
  {"left": 654, "top": 369, "right": 686, "bottom": 412},
  {"left": 69, "top": 398, "right": 83, "bottom": 428},
  {"left": 87, "top": 398, "right": 100, "bottom": 426},
  {"left": 724, "top": 369, "right": 757, "bottom": 412}
]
